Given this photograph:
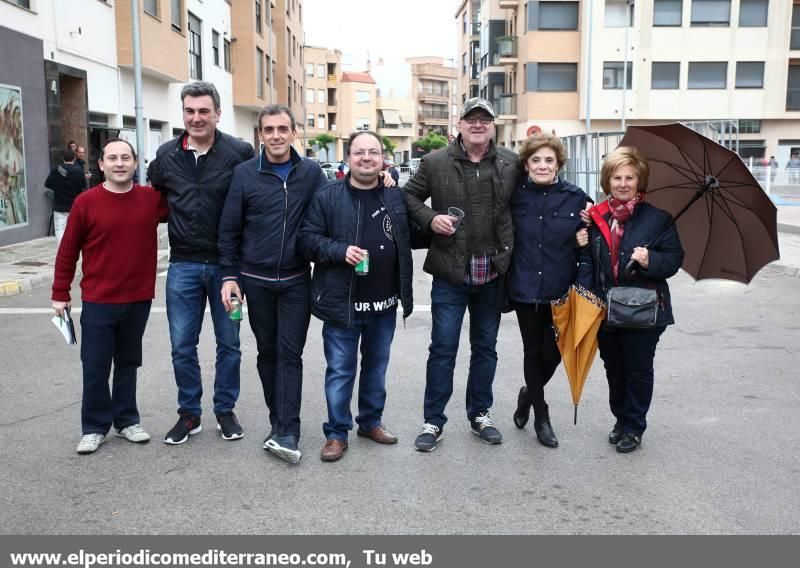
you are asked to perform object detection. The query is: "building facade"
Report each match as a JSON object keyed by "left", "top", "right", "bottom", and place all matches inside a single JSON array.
[
  {"left": 407, "top": 56, "right": 458, "bottom": 140},
  {"left": 455, "top": 0, "right": 800, "bottom": 163}
]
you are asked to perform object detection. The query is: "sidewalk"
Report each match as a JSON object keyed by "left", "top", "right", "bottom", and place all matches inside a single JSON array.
[
  {"left": 2, "top": 208, "right": 800, "bottom": 297},
  {"left": 0, "top": 224, "right": 169, "bottom": 297}
]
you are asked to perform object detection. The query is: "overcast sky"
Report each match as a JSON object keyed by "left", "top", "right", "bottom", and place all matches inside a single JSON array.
[{"left": 302, "top": 0, "right": 460, "bottom": 66}]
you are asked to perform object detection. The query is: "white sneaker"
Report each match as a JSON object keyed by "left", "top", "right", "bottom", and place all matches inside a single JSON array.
[
  {"left": 76, "top": 433, "right": 106, "bottom": 454},
  {"left": 115, "top": 424, "right": 151, "bottom": 443}
]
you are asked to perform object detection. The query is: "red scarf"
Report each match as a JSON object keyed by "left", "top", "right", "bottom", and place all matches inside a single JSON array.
[{"left": 608, "top": 196, "right": 640, "bottom": 282}]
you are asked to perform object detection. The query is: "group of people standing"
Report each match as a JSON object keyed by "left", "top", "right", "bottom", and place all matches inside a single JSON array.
[{"left": 50, "top": 85, "right": 684, "bottom": 462}]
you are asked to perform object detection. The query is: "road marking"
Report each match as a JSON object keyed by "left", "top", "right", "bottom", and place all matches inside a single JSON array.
[{"left": 0, "top": 305, "right": 433, "bottom": 315}]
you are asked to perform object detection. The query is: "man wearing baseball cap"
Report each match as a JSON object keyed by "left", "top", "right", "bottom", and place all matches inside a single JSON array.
[{"left": 404, "top": 98, "right": 522, "bottom": 452}]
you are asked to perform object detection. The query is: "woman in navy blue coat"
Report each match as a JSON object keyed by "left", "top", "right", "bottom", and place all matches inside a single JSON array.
[
  {"left": 577, "top": 147, "right": 684, "bottom": 453},
  {"left": 507, "top": 134, "right": 590, "bottom": 448}
]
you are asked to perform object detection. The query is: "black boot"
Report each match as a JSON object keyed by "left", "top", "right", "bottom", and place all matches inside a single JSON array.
[
  {"left": 608, "top": 420, "right": 624, "bottom": 445},
  {"left": 513, "top": 386, "right": 532, "bottom": 429},
  {"left": 533, "top": 403, "right": 558, "bottom": 448}
]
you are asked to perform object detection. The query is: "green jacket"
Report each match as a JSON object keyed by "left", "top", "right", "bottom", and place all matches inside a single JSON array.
[{"left": 403, "top": 138, "right": 522, "bottom": 285}]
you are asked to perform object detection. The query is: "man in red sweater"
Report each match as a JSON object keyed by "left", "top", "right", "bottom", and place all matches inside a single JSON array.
[{"left": 51, "top": 139, "right": 168, "bottom": 454}]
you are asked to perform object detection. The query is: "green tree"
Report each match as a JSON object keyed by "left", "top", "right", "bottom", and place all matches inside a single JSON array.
[
  {"left": 312, "top": 133, "right": 336, "bottom": 160},
  {"left": 412, "top": 131, "right": 448, "bottom": 155},
  {"left": 381, "top": 136, "right": 397, "bottom": 158}
]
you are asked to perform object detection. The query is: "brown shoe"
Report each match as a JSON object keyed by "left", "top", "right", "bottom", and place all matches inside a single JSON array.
[
  {"left": 320, "top": 439, "right": 348, "bottom": 462},
  {"left": 356, "top": 424, "right": 399, "bottom": 444}
]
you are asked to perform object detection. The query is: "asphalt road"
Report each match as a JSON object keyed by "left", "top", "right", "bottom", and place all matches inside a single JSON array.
[{"left": 0, "top": 250, "right": 798, "bottom": 535}]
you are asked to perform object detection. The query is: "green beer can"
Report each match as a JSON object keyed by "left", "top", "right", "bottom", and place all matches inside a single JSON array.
[
  {"left": 355, "top": 250, "right": 369, "bottom": 276},
  {"left": 229, "top": 296, "right": 243, "bottom": 322}
]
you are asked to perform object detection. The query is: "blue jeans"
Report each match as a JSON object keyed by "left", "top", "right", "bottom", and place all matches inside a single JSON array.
[
  {"left": 241, "top": 274, "right": 311, "bottom": 437},
  {"left": 321, "top": 311, "right": 397, "bottom": 441},
  {"left": 424, "top": 278, "right": 500, "bottom": 428},
  {"left": 80, "top": 301, "right": 151, "bottom": 435},
  {"left": 166, "top": 261, "right": 241, "bottom": 417}
]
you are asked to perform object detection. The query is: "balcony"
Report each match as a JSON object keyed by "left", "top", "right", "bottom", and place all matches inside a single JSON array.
[
  {"left": 418, "top": 110, "right": 449, "bottom": 125},
  {"left": 788, "top": 89, "right": 800, "bottom": 111},
  {"left": 470, "top": 22, "right": 481, "bottom": 36},
  {"left": 495, "top": 36, "right": 518, "bottom": 64},
  {"left": 499, "top": 0, "right": 519, "bottom": 8},
  {"left": 470, "top": 63, "right": 479, "bottom": 80},
  {"left": 418, "top": 87, "right": 450, "bottom": 103},
  {"left": 494, "top": 94, "right": 517, "bottom": 119}
]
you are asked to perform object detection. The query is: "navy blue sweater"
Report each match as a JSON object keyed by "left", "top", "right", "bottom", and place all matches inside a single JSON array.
[
  {"left": 217, "top": 146, "right": 330, "bottom": 280},
  {"left": 508, "top": 177, "right": 590, "bottom": 304}
]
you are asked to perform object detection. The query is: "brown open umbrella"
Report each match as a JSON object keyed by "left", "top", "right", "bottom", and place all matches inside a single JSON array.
[
  {"left": 618, "top": 123, "right": 779, "bottom": 284},
  {"left": 551, "top": 285, "right": 605, "bottom": 424}
]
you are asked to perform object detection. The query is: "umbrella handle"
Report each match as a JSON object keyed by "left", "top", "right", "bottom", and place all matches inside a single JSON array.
[
  {"left": 624, "top": 259, "right": 640, "bottom": 279},
  {"left": 574, "top": 405, "right": 578, "bottom": 425}
]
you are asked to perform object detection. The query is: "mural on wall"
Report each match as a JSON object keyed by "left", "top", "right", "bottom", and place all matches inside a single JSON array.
[{"left": 0, "top": 84, "right": 27, "bottom": 229}]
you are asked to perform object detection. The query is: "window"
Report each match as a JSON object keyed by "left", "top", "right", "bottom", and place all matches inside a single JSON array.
[
  {"left": 171, "top": 0, "right": 182, "bottom": 30},
  {"left": 256, "top": 48, "right": 264, "bottom": 98},
  {"left": 738, "top": 119, "right": 761, "bottom": 133},
  {"left": 786, "top": 64, "right": 800, "bottom": 110},
  {"left": 307, "top": 113, "right": 315, "bottom": 128},
  {"left": 306, "top": 89, "right": 314, "bottom": 103},
  {"left": 736, "top": 62, "right": 765, "bottom": 88},
  {"left": 286, "top": 27, "right": 291, "bottom": 64},
  {"left": 356, "top": 90, "right": 370, "bottom": 103},
  {"left": 188, "top": 13, "right": 202, "bottom": 80},
  {"left": 652, "top": 62, "right": 680, "bottom": 89},
  {"left": 792, "top": 4, "right": 800, "bottom": 50},
  {"left": 605, "top": 0, "right": 634, "bottom": 27},
  {"left": 463, "top": 12, "right": 467, "bottom": 34},
  {"left": 212, "top": 30, "right": 220, "bottom": 66},
  {"left": 527, "top": 1, "right": 580, "bottom": 30},
  {"left": 688, "top": 62, "right": 727, "bottom": 88},
  {"left": 691, "top": 0, "right": 730, "bottom": 26},
  {"left": 255, "top": 1, "right": 262, "bottom": 34},
  {"left": 356, "top": 118, "right": 370, "bottom": 131},
  {"left": 317, "top": 64, "right": 325, "bottom": 78},
  {"left": 738, "top": 0, "right": 768, "bottom": 27},
  {"left": 603, "top": 61, "right": 633, "bottom": 89},
  {"left": 224, "top": 39, "right": 231, "bottom": 72},
  {"left": 525, "top": 63, "right": 578, "bottom": 91},
  {"left": 265, "top": 55, "right": 270, "bottom": 83},
  {"left": 317, "top": 89, "right": 326, "bottom": 104},
  {"left": 306, "top": 63, "right": 314, "bottom": 77},
  {"left": 653, "top": 0, "right": 682, "bottom": 26},
  {"left": 144, "top": 0, "right": 158, "bottom": 17},
  {"left": 318, "top": 114, "right": 326, "bottom": 129},
  {"left": 6, "top": 0, "right": 31, "bottom": 8}
]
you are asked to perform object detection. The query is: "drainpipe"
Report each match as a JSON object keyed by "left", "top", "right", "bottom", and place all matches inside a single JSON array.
[{"left": 131, "top": 0, "right": 146, "bottom": 183}]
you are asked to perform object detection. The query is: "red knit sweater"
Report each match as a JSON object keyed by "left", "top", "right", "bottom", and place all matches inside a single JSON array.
[{"left": 52, "top": 184, "right": 169, "bottom": 303}]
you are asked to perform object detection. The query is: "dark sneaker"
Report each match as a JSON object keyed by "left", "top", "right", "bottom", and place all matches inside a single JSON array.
[
  {"left": 164, "top": 412, "right": 202, "bottom": 445},
  {"left": 470, "top": 411, "right": 502, "bottom": 445},
  {"left": 616, "top": 432, "right": 642, "bottom": 453},
  {"left": 414, "top": 423, "right": 443, "bottom": 452},
  {"left": 608, "top": 420, "right": 624, "bottom": 445},
  {"left": 265, "top": 434, "right": 302, "bottom": 464},
  {"left": 216, "top": 411, "right": 243, "bottom": 440}
]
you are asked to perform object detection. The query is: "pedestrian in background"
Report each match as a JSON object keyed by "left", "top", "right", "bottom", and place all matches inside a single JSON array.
[
  {"left": 299, "top": 131, "right": 413, "bottom": 462},
  {"left": 335, "top": 163, "right": 346, "bottom": 180},
  {"left": 51, "top": 138, "right": 168, "bottom": 454},
  {"left": 404, "top": 97, "right": 522, "bottom": 452},
  {"left": 577, "top": 147, "right": 684, "bottom": 453},
  {"left": 147, "top": 81, "right": 254, "bottom": 445},
  {"left": 45, "top": 148, "right": 86, "bottom": 243},
  {"left": 507, "top": 133, "right": 591, "bottom": 448}
]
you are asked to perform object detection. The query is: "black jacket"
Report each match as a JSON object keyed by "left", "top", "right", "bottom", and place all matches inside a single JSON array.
[
  {"left": 45, "top": 163, "right": 86, "bottom": 212},
  {"left": 577, "top": 202, "right": 684, "bottom": 327},
  {"left": 298, "top": 176, "right": 414, "bottom": 328},
  {"left": 508, "top": 177, "right": 589, "bottom": 304},
  {"left": 147, "top": 130, "right": 254, "bottom": 263},
  {"left": 217, "top": 146, "right": 330, "bottom": 280},
  {"left": 403, "top": 137, "right": 521, "bottom": 285}
]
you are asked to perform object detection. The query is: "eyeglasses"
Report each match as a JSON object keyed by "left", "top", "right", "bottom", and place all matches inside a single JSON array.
[
  {"left": 351, "top": 149, "right": 383, "bottom": 158},
  {"left": 462, "top": 116, "right": 493, "bottom": 125}
]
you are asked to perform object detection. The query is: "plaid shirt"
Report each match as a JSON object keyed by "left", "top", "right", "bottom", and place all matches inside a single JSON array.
[{"left": 464, "top": 254, "right": 497, "bottom": 285}]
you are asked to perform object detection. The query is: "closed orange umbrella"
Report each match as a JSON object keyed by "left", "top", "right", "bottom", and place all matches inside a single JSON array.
[{"left": 551, "top": 285, "right": 605, "bottom": 424}]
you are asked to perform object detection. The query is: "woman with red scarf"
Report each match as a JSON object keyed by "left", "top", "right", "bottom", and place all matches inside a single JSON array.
[{"left": 577, "top": 147, "right": 684, "bottom": 453}]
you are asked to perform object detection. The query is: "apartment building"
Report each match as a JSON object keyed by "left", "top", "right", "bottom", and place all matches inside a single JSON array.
[
  {"left": 408, "top": 56, "right": 458, "bottom": 139},
  {"left": 0, "top": 0, "right": 304, "bottom": 245},
  {"left": 455, "top": 0, "right": 800, "bottom": 163},
  {"left": 303, "top": 45, "right": 341, "bottom": 159}
]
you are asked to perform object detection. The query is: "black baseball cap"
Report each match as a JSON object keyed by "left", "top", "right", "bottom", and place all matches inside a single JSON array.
[{"left": 459, "top": 97, "right": 495, "bottom": 120}]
